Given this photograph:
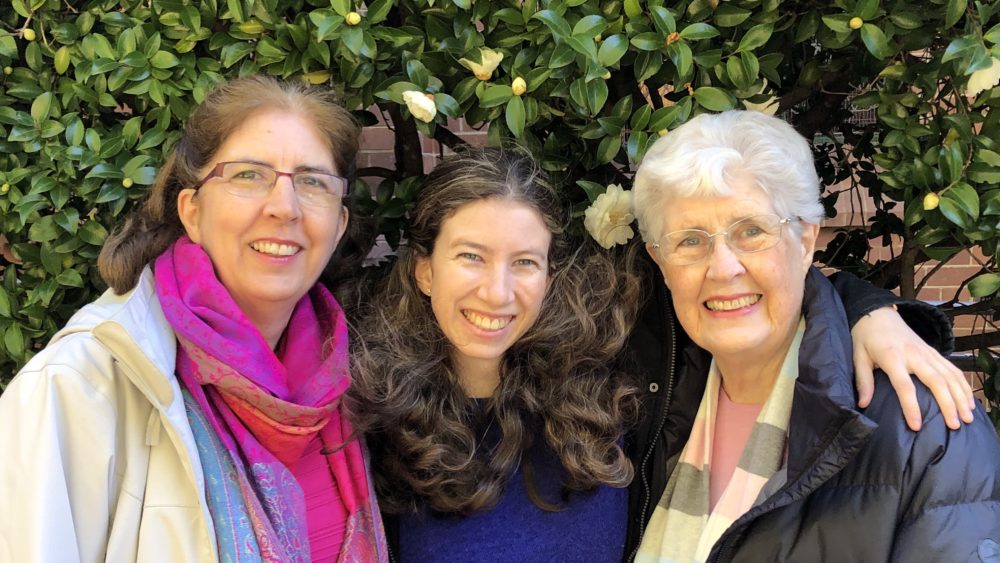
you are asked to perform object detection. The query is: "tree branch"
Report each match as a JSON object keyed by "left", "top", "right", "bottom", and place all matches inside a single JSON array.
[
  {"left": 953, "top": 331, "right": 1000, "bottom": 353},
  {"left": 432, "top": 126, "right": 470, "bottom": 153},
  {"left": 385, "top": 103, "right": 424, "bottom": 178},
  {"left": 356, "top": 167, "right": 395, "bottom": 178}
]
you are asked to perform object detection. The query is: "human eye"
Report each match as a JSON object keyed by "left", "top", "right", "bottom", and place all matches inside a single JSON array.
[
  {"left": 458, "top": 252, "right": 482, "bottom": 263},
  {"left": 225, "top": 163, "right": 269, "bottom": 184},
  {"left": 296, "top": 173, "right": 327, "bottom": 189},
  {"left": 513, "top": 257, "right": 541, "bottom": 269},
  {"left": 673, "top": 231, "right": 707, "bottom": 250},
  {"left": 732, "top": 217, "right": 774, "bottom": 240}
]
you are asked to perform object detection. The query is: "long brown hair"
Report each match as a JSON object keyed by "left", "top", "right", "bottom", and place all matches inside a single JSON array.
[
  {"left": 350, "top": 146, "right": 640, "bottom": 515},
  {"left": 98, "top": 75, "right": 360, "bottom": 294}
]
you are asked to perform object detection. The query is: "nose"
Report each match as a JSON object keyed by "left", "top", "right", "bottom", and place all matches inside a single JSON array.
[
  {"left": 478, "top": 264, "right": 514, "bottom": 305},
  {"left": 705, "top": 236, "right": 746, "bottom": 281},
  {"left": 263, "top": 174, "right": 302, "bottom": 221}
]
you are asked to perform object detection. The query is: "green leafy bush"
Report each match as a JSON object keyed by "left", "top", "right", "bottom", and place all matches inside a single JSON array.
[{"left": 1, "top": 0, "right": 998, "bottom": 426}]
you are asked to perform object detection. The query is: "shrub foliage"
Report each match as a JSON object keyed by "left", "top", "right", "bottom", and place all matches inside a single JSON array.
[{"left": 1, "top": 0, "right": 998, "bottom": 423}]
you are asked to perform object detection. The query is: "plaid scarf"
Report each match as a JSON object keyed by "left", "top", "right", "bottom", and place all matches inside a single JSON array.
[{"left": 636, "top": 320, "right": 805, "bottom": 563}]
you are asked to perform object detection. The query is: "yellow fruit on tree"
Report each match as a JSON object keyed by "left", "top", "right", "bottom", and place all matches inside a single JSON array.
[
  {"left": 345, "top": 12, "right": 362, "bottom": 25},
  {"left": 122, "top": 178, "right": 134, "bottom": 188},
  {"left": 849, "top": 17, "right": 864, "bottom": 30},
  {"left": 23, "top": 28, "right": 37, "bottom": 41}
]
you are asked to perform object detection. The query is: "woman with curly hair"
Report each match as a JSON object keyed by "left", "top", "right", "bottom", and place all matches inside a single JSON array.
[{"left": 351, "top": 146, "right": 641, "bottom": 560}]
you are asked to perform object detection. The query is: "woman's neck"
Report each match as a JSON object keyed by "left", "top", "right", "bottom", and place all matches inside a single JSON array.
[
  {"left": 454, "top": 356, "right": 501, "bottom": 398},
  {"left": 714, "top": 335, "right": 797, "bottom": 404}
]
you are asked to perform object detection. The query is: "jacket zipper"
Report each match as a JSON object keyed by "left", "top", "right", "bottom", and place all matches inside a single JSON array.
[{"left": 628, "top": 283, "right": 677, "bottom": 562}]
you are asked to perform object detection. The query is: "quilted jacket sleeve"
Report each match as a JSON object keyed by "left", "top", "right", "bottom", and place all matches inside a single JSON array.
[
  {"left": 891, "top": 400, "right": 1000, "bottom": 562},
  {"left": 827, "top": 269, "right": 954, "bottom": 354}
]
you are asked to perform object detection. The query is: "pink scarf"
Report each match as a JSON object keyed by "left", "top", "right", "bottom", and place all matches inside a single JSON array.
[{"left": 155, "top": 236, "right": 386, "bottom": 562}]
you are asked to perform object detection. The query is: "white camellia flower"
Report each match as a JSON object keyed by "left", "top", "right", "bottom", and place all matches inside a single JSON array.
[
  {"left": 402, "top": 90, "right": 437, "bottom": 123},
  {"left": 742, "top": 80, "right": 780, "bottom": 115},
  {"left": 584, "top": 183, "right": 636, "bottom": 249},
  {"left": 967, "top": 57, "right": 1000, "bottom": 99},
  {"left": 742, "top": 95, "right": 780, "bottom": 115},
  {"left": 459, "top": 48, "right": 504, "bottom": 81}
]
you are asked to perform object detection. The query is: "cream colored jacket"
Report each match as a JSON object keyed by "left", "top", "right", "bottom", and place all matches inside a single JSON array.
[{"left": 0, "top": 268, "right": 218, "bottom": 562}]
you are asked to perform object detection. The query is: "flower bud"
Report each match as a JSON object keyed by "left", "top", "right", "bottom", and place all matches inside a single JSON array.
[
  {"left": 849, "top": 17, "right": 864, "bottom": 30},
  {"left": 922, "top": 192, "right": 940, "bottom": 211},
  {"left": 402, "top": 90, "right": 437, "bottom": 123},
  {"left": 122, "top": 178, "right": 134, "bottom": 189},
  {"left": 511, "top": 77, "right": 527, "bottom": 96},
  {"left": 345, "top": 12, "right": 362, "bottom": 26}
]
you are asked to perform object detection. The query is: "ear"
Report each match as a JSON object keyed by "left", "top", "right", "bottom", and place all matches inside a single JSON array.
[
  {"left": 176, "top": 188, "right": 202, "bottom": 243},
  {"left": 333, "top": 206, "right": 349, "bottom": 248},
  {"left": 414, "top": 254, "right": 433, "bottom": 296},
  {"left": 798, "top": 222, "right": 821, "bottom": 273},
  {"left": 646, "top": 241, "right": 671, "bottom": 286}
]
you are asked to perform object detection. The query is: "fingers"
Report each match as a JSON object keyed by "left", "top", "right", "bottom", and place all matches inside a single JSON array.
[
  {"left": 853, "top": 348, "right": 875, "bottom": 409},
  {"left": 880, "top": 358, "right": 925, "bottom": 431}
]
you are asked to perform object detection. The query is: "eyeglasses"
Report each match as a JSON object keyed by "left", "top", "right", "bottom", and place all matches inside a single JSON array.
[
  {"left": 193, "top": 161, "right": 350, "bottom": 208},
  {"left": 651, "top": 214, "right": 797, "bottom": 266}
]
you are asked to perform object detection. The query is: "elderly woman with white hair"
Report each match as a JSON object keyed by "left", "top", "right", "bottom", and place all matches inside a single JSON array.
[{"left": 630, "top": 110, "right": 1000, "bottom": 562}]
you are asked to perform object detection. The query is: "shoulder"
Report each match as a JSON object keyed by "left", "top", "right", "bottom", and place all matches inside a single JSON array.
[
  {"left": 865, "top": 374, "right": 1000, "bottom": 488},
  {"left": 5, "top": 268, "right": 176, "bottom": 409}
]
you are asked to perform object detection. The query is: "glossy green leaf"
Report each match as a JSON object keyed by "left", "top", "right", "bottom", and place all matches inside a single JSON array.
[
  {"left": 631, "top": 32, "right": 663, "bottom": 51},
  {"left": 533, "top": 10, "right": 572, "bottom": 39},
  {"left": 737, "top": 24, "right": 773, "bottom": 52},
  {"left": 30, "top": 92, "right": 53, "bottom": 124},
  {"left": 679, "top": 23, "right": 719, "bottom": 41},
  {"left": 597, "top": 34, "right": 628, "bottom": 66},
  {"left": 596, "top": 134, "right": 621, "bottom": 164},
  {"left": 969, "top": 273, "right": 1000, "bottom": 298},
  {"left": 860, "top": 23, "right": 893, "bottom": 59},
  {"left": 945, "top": 0, "right": 968, "bottom": 28},
  {"left": 943, "top": 182, "right": 979, "bottom": 220},
  {"left": 693, "top": 86, "right": 736, "bottom": 111},
  {"left": 714, "top": 5, "right": 752, "bottom": 27},
  {"left": 650, "top": 7, "right": 677, "bottom": 35},
  {"left": 573, "top": 15, "right": 608, "bottom": 38},
  {"left": 506, "top": 96, "right": 526, "bottom": 138},
  {"left": 586, "top": 78, "right": 609, "bottom": 115},
  {"left": 479, "top": 85, "right": 514, "bottom": 108}
]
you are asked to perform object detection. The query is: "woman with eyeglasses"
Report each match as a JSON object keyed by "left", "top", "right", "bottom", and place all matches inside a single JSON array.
[
  {"left": 630, "top": 110, "right": 999, "bottom": 562},
  {"left": 0, "top": 76, "right": 387, "bottom": 562}
]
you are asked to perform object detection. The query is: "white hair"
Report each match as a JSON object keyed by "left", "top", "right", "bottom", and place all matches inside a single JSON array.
[{"left": 632, "top": 110, "right": 826, "bottom": 242}]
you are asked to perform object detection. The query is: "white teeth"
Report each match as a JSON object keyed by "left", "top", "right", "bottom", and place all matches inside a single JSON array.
[
  {"left": 705, "top": 295, "right": 761, "bottom": 311},
  {"left": 250, "top": 241, "right": 300, "bottom": 256},
  {"left": 463, "top": 311, "right": 513, "bottom": 331}
]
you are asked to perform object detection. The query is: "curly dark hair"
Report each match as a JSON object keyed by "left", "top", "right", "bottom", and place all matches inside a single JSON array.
[{"left": 349, "top": 146, "right": 641, "bottom": 515}]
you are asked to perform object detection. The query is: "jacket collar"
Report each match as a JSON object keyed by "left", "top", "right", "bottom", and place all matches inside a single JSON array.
[{"left": 785, "top": 267, "right": 878, "bottom": 484}]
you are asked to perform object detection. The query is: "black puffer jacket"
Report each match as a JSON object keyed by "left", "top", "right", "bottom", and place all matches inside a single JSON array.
[{"left": 625, "top": 266, "right": 1000, "bottom": 562}]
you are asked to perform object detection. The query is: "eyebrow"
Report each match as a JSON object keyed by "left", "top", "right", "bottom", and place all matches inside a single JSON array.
[
  {"left": 235, "top": 158, "right": 337, "bottom": 175},
  {"left": 451, "top": 239, "right": 548, "bottom": 260},
  {"left": 672, "top": 213, "right": 758, "bottom": 232}
]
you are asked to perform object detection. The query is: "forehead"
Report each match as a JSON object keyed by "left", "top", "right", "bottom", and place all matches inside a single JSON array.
[
  {"left": 213, "top": 110, "right": 335, "bottom": 164},
  {"left": 660, "top": 178, "right": 775, "bottom": 231},
  {"left": 438, "top": 199, "right": 552, "bottom": 246}
]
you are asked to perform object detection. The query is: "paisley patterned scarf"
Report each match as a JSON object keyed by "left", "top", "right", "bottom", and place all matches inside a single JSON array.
[{"left": 155, "top": 236, "right": 386, "bottom": 562}]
